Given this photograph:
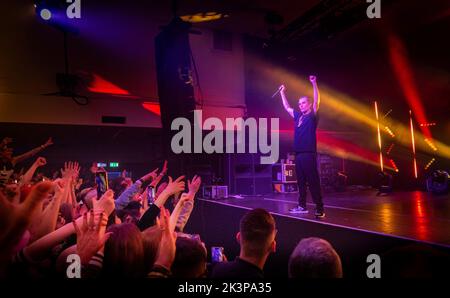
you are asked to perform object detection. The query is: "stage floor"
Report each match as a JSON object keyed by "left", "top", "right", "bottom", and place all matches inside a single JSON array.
[{"left": 200, "top": 189, "right": 450, "bottom": 248}]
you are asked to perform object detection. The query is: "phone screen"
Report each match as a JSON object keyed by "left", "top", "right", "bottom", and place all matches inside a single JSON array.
[
  {"left": 211, "top": 246, "right": 224, "bottom": 262},
  {"left": 95, "top": 171, "right": 109, "bottom": 198},
  {"left": 147, "top": 186, "right": 156, "bottom": 204}
]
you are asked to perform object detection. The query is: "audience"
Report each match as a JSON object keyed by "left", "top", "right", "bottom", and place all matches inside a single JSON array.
[
  {"left": 288, "top": 237, "right": 343, "bottom": 278},
  {"left": 1, "top": 135, "right": 449, "bottom": 280}
]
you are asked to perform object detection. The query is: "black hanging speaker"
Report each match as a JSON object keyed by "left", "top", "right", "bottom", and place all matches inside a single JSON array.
[{"left": 154, "top": 17, "right": 196, "bottom": 135}]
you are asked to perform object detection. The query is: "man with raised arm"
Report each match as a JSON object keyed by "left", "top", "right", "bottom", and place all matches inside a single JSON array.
[{"left": 279, "top": 75, "right": 325, "bottom": 218}]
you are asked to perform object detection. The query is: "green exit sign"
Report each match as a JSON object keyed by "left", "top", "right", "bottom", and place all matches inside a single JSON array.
[{"left": 109, "top": 162, "right": 119, "bottom": 168}]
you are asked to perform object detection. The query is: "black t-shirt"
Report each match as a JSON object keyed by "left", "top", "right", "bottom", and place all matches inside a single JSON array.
[
  {"left": 293, "top": 110, "right": 319, "bottom": 153},
  {"left": 210, "top": 257, "right": 264, "bottom": 279}
]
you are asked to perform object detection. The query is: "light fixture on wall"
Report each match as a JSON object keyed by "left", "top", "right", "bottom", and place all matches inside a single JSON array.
[{"left": 180, "top": 12, "right": 227, "bottom": 23}]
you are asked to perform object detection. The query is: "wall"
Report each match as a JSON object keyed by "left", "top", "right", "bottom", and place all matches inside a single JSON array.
[{"left": 0, "top": 1, "right": 246, "bottom": 127}]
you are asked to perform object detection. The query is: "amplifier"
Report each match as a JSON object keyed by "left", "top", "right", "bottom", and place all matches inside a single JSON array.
[
  {"left": 273, "top": 183, "right": 298, "bottom": 193},
  {"left": 272, "top": 163, "right": 297, "bottom": 183},
  {"left": 202, "top": 185, "right": 228, "bottom": 199}
]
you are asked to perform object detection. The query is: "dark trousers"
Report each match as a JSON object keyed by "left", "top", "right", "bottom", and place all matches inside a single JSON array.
[{"left": 295, "top": 152, "right": 324, "bottom": 211}]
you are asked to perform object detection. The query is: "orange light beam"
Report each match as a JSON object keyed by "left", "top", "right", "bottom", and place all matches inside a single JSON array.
[
  {"left": 375, "top": 101, "right": 384, "bottom": 172},
  {"left": 409, "top": 110, "right": 418, "bottom": 178}
]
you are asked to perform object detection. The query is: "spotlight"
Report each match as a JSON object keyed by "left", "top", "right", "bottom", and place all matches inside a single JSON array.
[
  {"left": 426, "top": 170, "right": 449, "bottom": 195},
  {"left": 40, "top": 8, "right": 52, "bottom": 20}
]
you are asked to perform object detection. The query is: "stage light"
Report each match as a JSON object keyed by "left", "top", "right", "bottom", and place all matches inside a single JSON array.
[
  {"left": 384, "top": 126, "right": 395, "bottom": 137},
  {"left": 388, "top": 35, "right": 432, "bottom": 140},
  {"left": 251, "top": 57, "right": 450, "bottom": 159},
  {"left": 142, "top": 102, "right": 161, "bottom": 116},
  {"left": 420, "top": 122, "right": 436, "bottom": 127},
  {"left": 88, "top": 74, "right": 130, "bottom": 96},
  {"left": 317, "top": 132, "right": 395, "bottom": 171},
  {"left": 180, "top": 12, "right": 225, "bottom": 23},
  {"left": 409, "top": 110, "right": 418, "bottom": 178},
  {"left": 389, "top": 159, "right": 399, "bottom": 172},
  {"left": 386, "top": 143, "right": 395, "bottom": 155},
  {"left": 424, "top": 138, "right": 438, "bottom": 151},
  {"left": 424, "top": 158, "right": 436, "bottom": 170},
  {"left": 40, "top": 8, "right": 52, "bottom": 20},
  {"left": 375, "top": 101, "right": 384, "bottom": 172},
  {"left": 426, "top": 170, "right": 449, "bottom": 195}
]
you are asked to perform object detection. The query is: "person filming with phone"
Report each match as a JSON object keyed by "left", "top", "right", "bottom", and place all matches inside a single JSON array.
[{"left": 210, "top": 208, "right": 277, "bottom": 278}]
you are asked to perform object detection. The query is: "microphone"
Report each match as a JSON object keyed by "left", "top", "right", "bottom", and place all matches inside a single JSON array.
[{"left": 271, "top": 86, "right": 283, "bottom": 98}]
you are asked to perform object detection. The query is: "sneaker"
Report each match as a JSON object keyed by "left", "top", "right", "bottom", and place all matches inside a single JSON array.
[
  {"left": 315, "top": 209, "right": 325, "bottom": 218},
  {"left": 289, "top": 206, "right": 309, "bottom": 214}
]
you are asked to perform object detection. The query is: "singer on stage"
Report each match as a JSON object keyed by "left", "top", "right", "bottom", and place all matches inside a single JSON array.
[{"left": 278, "top": 76, "right": 325, "bottom": 218}]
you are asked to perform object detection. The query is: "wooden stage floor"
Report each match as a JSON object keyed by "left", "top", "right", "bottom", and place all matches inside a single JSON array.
[{"left": 200, "top": 189, "right": 450, "bottom": 248}]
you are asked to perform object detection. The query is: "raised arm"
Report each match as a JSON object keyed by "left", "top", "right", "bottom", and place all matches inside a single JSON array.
[
  {"left": 174, "top": 175, "right": 201, "bottom": 232},
  {"left": 279, "top": 85, "right": 294, "bottom": 118},
  {"left": 309, "top": 75, "right": 320, "bottom": 113},
  {"left": 24, "top": 190, "right": 115, "bottom": 262},
  {"left": 12, "top": 138, "right": 53, "bottom": 165},
  {"left": 115, "top": 167, "right": 159, "bottom": 210},
  {"left": 20, "top": 157, "right": 47, "bottom": 186}
]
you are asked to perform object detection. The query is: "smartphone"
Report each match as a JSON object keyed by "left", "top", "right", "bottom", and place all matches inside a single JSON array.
[
  {"left": 211, "top": 246, "right": 224, "bottom": 262},
  {"left": 147, "top": 186, "right": 156, "bottom": 204},
  {"left": 95, "top": 171, "right": 109, "bottom": 198}
]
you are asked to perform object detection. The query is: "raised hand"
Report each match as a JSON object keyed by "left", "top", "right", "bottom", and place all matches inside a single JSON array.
[
  {"left": 164, "top": 176, "right": 185, "bottom": 196},
  {"left": 34, "top": 157, "right": 47, "bottom": 167},
  {"left": 279, "top": 84, "right": 286, "bottom": 92},
  {"left": 309, "top": 75, "right": 317, "bottom": 83},
  {"left": 43, "top": 137, "right": 53, "bottom": 148},
  {"left": 92, "top": 189, "right": 115, "bottom": 216},
  {"left": 141, "top": 168, "right": 159, "bottom": 182},
  {"left": 161, "top": 160, "right": 168, "bottom": 175},
  {"left": 187, "top": 175, "right": 202, "bottom": 195},
  {"left": 73, "top": 210, "right": 111, "bottom": 265},
  {"left": 154, "top": 207, "right": 177, "bottom": 269},
  {"left": 61, "top": 161, "right": 80, "bottom": 181},
  {"left": 0, "top": 182, "right": 53, "bottom": 259}
]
